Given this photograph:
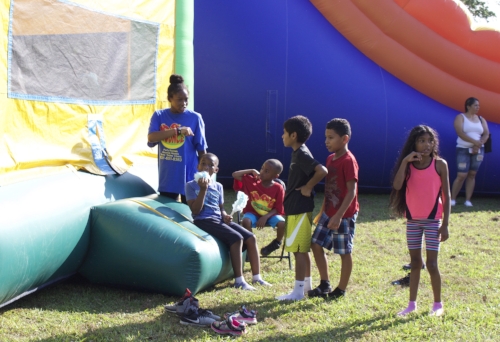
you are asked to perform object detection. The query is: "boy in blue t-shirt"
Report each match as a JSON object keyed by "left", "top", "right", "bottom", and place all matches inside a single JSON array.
[{"left": 185, "top": 153, "right": 270, "bottom": 290}]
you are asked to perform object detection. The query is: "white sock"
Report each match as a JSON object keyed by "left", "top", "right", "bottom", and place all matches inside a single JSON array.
[
  {"left": 304, "top": 277, "right": 312, "bottom": 293},
  {"left": 277, "top": 280, "right": 305, "bottom": 301},
  {"left": 235, "top": 276, "right": 245, "bottom": 284},
  {"left": 293, "top": 280, "right": 305, "bottom": 295},
  {"left": 252, "top": 274, "right": 262, "bottom": 282}
]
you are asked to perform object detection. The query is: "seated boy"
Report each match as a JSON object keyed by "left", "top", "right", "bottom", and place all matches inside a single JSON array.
[
  {"left": 185, "top": 153, "right": 271, "bottom": 290},
  {"left": 232, "top": 159, "right": 285, "bottom": 256}
]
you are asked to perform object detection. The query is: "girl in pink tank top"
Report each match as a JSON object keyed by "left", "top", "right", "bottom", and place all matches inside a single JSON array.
[{"left": 390, "top": 125, "right": 451, "bottom": 317}]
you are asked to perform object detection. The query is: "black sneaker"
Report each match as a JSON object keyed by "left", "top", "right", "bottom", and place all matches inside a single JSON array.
[
  {"left": 327, "top": 287, "right": 345, "bottom": 300},
  {"left": 307, "top": 284, "right": 332, "bottom": 298},
  {"left": 391, "top": 273, "right": 410, "bottom": 286},
  {"left": 402, "top": 263, "right": 426, "bottom": 271},
  {"left": 180, "top": 307, "right": 219, "bottom": 327},
  {"left": 260, "top": 239, "right": 281, "bottom": 256}
]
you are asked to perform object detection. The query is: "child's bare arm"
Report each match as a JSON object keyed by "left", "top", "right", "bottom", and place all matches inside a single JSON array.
[
  {"left": 148, "top": 127, "right": 194, "bottom": 143},
  {"left": 232, "top": 169, "right": 259, "bottom": 181},
  {"left": 187, "top": 178, "right": 209, "bottom": 214},
  {"left": 437, "top": 158, "right": 450, "bottom": 242},
  {"left": 297, "top": 164, "right": 328, "bottom": 197},
  {"left": 220, "top": 204, "right": 232, "bottom": 224},
  {"left": 256, "top": 209, "right": 278, "bottom": 228},
  {"left": 327, "top": 180, "right": 356, "bottom": 230},
  {"left": 393, "top": 152, "right": 422, "bottom": 190}
]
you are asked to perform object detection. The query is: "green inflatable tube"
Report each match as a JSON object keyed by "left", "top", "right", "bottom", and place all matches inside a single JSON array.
[
  {"left": 78, "top": 196, "right": 234, "bottom": 296},
  {"left": 0, "top": 168, "right": 157, "bottom": 308},
  {"left": 175, "top": 0, "right": 195, "bottom": 105}
]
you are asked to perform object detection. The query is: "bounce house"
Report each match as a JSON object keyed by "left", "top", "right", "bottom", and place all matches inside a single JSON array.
[
  {"left": 194, "top": 0, "right": 499, "bottom": 193},
  {"left": 2, "top": 0, "right": 499, "bottom": 308},
  {"left": 0, "top": 0, "right": 234, "bottom": 309}
]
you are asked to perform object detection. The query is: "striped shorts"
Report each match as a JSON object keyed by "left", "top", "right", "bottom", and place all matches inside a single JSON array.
[{"left": 406, "top": 219, "right": 441, "bottom": 251}]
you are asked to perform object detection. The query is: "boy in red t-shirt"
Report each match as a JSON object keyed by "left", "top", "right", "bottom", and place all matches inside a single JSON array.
[
  {"left": 309, "top": 118, "right": 359, "bottom": 300},
  {"left": 232, "top": 159, "right": 286, "bottom": 256}
]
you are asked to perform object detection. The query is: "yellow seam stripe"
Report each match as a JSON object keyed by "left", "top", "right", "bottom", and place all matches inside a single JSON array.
[{"left": 127, "top": 199, "right": 207, "bottom": 242}]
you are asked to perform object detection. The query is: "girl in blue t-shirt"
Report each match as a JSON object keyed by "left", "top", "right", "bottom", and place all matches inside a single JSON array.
[{"left": 147, "top": 74, "right": 207, "bottom": 203}]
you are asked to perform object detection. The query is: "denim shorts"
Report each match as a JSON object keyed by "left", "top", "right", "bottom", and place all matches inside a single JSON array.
[
  {"left": 456, "top": 147, "right": 484, "bottom": 173},
  {"left": 242, "top": 212, "right": 285, "bottom": 228}
]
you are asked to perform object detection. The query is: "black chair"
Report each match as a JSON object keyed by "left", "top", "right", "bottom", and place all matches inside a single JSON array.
[{"left": 236, "top": 178, "right": 292, "bottom": 270}]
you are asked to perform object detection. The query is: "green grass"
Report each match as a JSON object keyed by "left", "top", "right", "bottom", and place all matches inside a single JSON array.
[{"left": 1, "top": 193, "right": 500, "bottom": 341}]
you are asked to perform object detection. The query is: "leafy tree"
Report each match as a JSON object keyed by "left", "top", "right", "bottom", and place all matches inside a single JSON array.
[{"left": 461, "top": 0, "right": 496, "bottom": 20}]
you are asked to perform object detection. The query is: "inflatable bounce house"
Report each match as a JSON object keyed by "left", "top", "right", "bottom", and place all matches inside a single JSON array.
[
  {"left": 2, "top": 0, "right": 499, "bottom": 308},
  {"left": 0, "top": 0, "right": 233, "bottom": 309},
  {"left": 194, "top": 0, "right": 499, "bottom": 193}
]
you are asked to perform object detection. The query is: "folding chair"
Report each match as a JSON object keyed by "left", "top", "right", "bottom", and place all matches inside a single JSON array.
[{"left": 234, "top": 178, "right": 292, "bottom": 270}]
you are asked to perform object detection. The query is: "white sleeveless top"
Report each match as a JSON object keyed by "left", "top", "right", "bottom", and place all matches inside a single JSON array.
[{"left": 456, "top": 114, "right": 483, "bottom": 148}]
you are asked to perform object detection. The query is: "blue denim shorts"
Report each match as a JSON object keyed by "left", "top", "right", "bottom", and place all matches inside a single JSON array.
[
  {"left": 242, "top": 212, "right": 284, "bottom": 228},
  {"left": 456, "top": 147, "right": 484, "bottom": 173}
]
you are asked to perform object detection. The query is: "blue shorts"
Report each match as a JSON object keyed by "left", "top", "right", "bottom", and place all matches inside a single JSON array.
[
  {"left": 242, "top": 212, "right": 285, "bottom": 228},
  {"left": 456, "top": 147, "right": 484, "bottom": 173},
  {"left": 311, "top": 212, "right": 357, "bottom": 254}
]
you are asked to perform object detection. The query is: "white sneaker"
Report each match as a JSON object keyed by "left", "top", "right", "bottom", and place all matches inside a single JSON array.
[
  {"left": 464, "top": 200, "right": 473, "bottom": 207},
  {"left": 450, "top": 199, "right": 456, "bottom": 206}
]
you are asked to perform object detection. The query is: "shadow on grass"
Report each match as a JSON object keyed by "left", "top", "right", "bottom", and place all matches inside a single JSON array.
[
  {"left": 252, "top": 314, "right": 415, "bottom": 342},
  {"left": 0, "top": 275, "right": 174, "bottom": 315}
]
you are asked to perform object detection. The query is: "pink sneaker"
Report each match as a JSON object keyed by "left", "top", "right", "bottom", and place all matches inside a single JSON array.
[{"left": 224, "top": 305, "right": 258, "bottom": 325}]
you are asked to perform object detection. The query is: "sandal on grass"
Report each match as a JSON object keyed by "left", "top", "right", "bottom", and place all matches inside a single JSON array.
[{"left": 307, "top": 285, "right": 332, "bottom": 297}]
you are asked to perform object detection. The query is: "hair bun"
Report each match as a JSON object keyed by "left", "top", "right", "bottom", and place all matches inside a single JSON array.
[{"left": 169, "top": 74, "right": 184, "bottom": 84}]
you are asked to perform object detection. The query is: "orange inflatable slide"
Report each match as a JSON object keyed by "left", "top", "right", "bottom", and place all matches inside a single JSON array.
[{"left": 311, "top": 0, "right": 500, "bottom": 124}]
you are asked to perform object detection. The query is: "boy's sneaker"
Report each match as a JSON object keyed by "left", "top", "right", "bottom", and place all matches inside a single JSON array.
[
  {"left": 307, "top": 284, "right": 332, "bottom": 298},
  {"left": 327, "top": 287, "right": 345, "bottom": 300},
  {"left": 164, "top": 288, "right": 199, "bottom": 315},
  {"left": 224, "top": 305, "right": 258, "bottom": 325},
  {"left": 234, "top": 281, "right": 256, "bottom": 291},
  {"left": 402, "top": 263, "right": 426, "bottom": 271},
  {"left": 180, "top": 307, "right": 219, "bottom": 327},
  {"left": 260, "top": 239, "right": 281, "bottom": 256},
  {"left": 391, "top": 273, "right": 410, "bottom": 286},
  {"left": 211, "top": 315, "right": 247, "bottom": 336}
]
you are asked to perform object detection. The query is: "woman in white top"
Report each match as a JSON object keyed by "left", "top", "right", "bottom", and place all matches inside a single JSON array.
[{"left": 450, "top": 97, "right": 489, "bottom": 207}]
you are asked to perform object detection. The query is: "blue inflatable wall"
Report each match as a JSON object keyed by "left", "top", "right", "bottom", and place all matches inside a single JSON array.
[{"left": 194, "top": 0, "right": 499, "bottom": 194}]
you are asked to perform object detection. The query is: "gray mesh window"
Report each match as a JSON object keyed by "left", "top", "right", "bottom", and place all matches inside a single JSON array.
[{"left": 8, "top": 0, "right": 159, "bottom": 105}]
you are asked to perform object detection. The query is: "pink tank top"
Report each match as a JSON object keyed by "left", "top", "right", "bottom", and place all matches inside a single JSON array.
[{"left": 405, "top": 159, "right": 443, "bottom": 220}]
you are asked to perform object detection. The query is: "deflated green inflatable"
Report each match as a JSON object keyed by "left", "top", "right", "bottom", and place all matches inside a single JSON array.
[
  {"left": 0, "top": 167, "right": 157, "bottom": 308},
  {"left": 78, "top": 195, "right": 234, "bottom": 296}
]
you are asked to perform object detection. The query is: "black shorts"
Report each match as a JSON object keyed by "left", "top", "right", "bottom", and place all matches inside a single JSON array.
[{"left": 194, "top": 218, "right": 254, "bottom": 247}]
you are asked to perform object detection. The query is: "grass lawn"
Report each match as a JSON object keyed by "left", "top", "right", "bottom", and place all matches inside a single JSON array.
[{"left": 1, "top": 192, "right": 499, "bottom": 341}]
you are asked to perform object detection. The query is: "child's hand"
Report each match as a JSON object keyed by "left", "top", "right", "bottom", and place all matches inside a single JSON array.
[
  {"left": 197, "top": 177, "right": 210, "bottom": 190},
  {"left": 439, "top": 224, "right": 449, "bottom": 242},
  {"left": 223, "top": 213, "right": 232, "bottom": 224},
  {"left": 404, "top": 152, "right": 422, "bottom": 163},
  {"left": 327, "top": 214, "right": 341, "bottom": 230},
  {"left": 256, "top": 216, "right": 267, "bottom": 229},
  {"left": 296, "top": 186, "right": 312, "bottom": 197},
  {"left": 180, "top": 127, "right": 194, "bottom": 136}
]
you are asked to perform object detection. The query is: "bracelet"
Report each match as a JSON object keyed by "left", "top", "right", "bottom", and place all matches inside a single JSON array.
[{"left": 177, "top": 127, "right": 182, "bottom": 135}]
